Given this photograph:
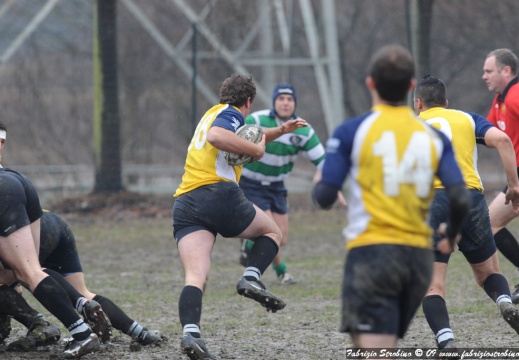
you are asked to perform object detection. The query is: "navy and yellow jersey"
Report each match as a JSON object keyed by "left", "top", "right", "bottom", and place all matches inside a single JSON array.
[
  {"left": 419, "top": 107, "right": 493, "bottom": 191},
  {"left": 321, "top": 104, "right": 464, "bottom": 251},
  {"left": 174, "top": 104, "right": 245, "bottom": 198}
]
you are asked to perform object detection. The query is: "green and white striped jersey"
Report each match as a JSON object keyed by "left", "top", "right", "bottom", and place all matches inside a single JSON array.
[{"left": 242, "top": 109, "right": 326, "bottom": 183}]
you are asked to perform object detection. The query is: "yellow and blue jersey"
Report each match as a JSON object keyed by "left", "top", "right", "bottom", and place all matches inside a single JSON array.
[
  {"left": 321, "top": 104, "right": 464, "bottom": 250},
  {"left": 174, "top": 104, "right": 245, "bottom": 198},
  {"left": 419, "top": 107, "right": 493, "bottom": 191}
]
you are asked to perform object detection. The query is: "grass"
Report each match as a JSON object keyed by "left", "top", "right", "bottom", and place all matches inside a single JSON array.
[{"left": 5, "top": 194, "right": 519, "bottom": 358}]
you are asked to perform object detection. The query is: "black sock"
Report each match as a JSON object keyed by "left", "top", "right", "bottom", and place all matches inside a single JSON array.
[
  {"left": 422, "top": 295, "right": 453, "bottom": 348},
  {"left": 494, "top": 228, "right": 519, "bottom": 268},
  {"left": 32, "top": 276, "right": 91, "bottom": 341},
  {"left": 179, "top": 285, "right": 202, "bottom": 338},
  {"left": 43, "top": 269, "right": 85, "bottom": 305},
  {"left": 483, "top": 273, "right": 511, "bottom": 301},
  {"left": 246, "top": 235, "right": 279, "bottom": 277},
  {"left": 93, "top": 294, "right": 134, "bottom": 333},
  {"left": 0, "top": 285, "right": 40, "bottom": 328}
]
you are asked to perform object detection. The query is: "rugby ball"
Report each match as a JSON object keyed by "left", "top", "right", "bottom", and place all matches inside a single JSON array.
[{"left": 223, "top": 124, "right": 264, "bottom": 166}]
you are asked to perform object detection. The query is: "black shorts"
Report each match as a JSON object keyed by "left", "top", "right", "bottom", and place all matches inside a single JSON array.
[
  {"left": 173, "top": 182, "right": 257, "bottom": 242},
  {"left": 340, "top": 245, "right": 433, "bottom": 338},
  {"left": 0, "top": 169, "right": 42, "bottom": 237},
  {"left": 39, "top": 211, "right": 83, "bottom": 275},
  {"left": 239, "top": 177, "right": 288, "bottom": 214},
  {"left": 429, "top": 189, "right": 495, "bottom": 264}
]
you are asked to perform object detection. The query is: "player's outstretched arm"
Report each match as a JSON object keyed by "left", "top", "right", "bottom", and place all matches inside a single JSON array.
[{"left": 263, "top": 118, "right": 308, "bottom": 142}]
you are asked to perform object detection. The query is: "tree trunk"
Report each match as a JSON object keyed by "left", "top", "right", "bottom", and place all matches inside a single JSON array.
[
  {"left": 93, "top": 0, "right": 123, "bottom": 193},
  {"left": 407, "top": 0, "right": 434, "bottom": 78}
]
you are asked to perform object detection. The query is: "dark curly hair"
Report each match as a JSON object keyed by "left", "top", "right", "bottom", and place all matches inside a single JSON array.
[{"left": 219, "top": 73, "right": 256, "bottom": 107}]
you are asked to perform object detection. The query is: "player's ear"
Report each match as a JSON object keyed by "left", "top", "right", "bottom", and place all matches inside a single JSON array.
[
  {"left": 365, "top": 76, "right": 375, "bottom": 90},
  {"left": 414, "top": 97, "right": 423, "bottom": 113}
]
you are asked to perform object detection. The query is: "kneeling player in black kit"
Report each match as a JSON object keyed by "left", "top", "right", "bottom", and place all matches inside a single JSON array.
[{"left": 0, "top": 210, "right": 163, "bottom": 351}]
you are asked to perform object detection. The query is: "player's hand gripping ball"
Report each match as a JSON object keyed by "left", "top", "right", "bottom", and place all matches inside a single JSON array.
[{"left": 224, "top": 124, "right": 264, "bottom": 166}]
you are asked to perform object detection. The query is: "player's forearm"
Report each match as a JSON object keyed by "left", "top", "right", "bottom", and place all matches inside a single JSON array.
[
  {"left": 208, "top": 127, "right": 264, "bottom": 157},
  {"left": 263, "top": 126, "right": 288, "bottom": 143},
  {"left": 485, "top": 128, "right": 519, "bottom": 187},
  {"left": 263, "top": 118, "right": 308, "bottom": 142},
  {"left": 496, "top": 139, "right": 519, "bottom": 188}
]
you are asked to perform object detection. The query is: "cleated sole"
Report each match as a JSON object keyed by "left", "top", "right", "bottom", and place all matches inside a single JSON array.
[
  {"left": 500, "top": 302, "right": 519, "bottom": 335},
  {"left": 237, "top": 281, "right": 286, "bottom": 312},
  {"left": 181, "top": 335, "right": 217, "bottom": 360},
  {"left": 83, "top": 302, "right": 113, "bottom": 343}
]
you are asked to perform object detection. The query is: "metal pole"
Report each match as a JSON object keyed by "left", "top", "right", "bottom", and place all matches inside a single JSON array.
[
  {"left": 191, "top": 23, "right": 198, "bottom": 136},
  {"left": 322, "top": 0, "right": 345, "bottom": 126}
]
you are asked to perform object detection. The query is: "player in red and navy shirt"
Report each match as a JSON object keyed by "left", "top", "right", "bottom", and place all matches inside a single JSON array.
[{"left": 483, "top": 49, "right": 519, "bottom": 302}]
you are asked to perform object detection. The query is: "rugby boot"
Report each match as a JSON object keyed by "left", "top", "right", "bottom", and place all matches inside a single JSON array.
[
  {"left": 500, "top": 302, "right": 519, "bottom": 335},
  {"left": 135, "top": 328, "right": 162, "bottom": 346},
  {"left": 278, "top": 272, "right": 297, "bottom": 285},
  {"left": 82, "top": 300, "right": 112, "bottom": 343},
  {"left": 438, "top": 339, "right": 457, "bottom": 350},
  {"left": 0, "top": 313, "right": 11, "bottom": 351},
  {"left": 7, "top": 319, "right": 60, "bottom": 351},
  {"left": 0, "top": 314, "right": 11, "bottom": 344},
  {"left": 236, "top": 277, "right": 286, "bottom": 312},
  {"left": 511, "top": 284, "right": 519, "bottom": 304},
  {"left": 61, "top": 333, "right": 100, "bottom": 359},
  {"left": 438, "top": 339, "right": 460, "bottom": 359},
  {"left": 181, "top": 333, "right": 217, "bottom": 360}
]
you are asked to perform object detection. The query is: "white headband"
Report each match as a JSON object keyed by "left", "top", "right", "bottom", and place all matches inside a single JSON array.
[{"left": 0, "top": 130, "right": 6, "bottom": 140}]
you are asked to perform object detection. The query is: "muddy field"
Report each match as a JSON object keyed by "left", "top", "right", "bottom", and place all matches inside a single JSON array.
[{"left": 1, "top": 192, "right": 519, "bottom": 359}]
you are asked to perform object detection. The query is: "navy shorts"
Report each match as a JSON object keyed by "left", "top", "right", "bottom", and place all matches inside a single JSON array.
[
  {"left": 239, "top": 177, "right": 288, "bottom": 214},
  {"left": 340, "top": 245, "right": 433, "bottom": 338},
  {"left": 173, "top": 182, "right": 257, "bottom": 242},
  {"left": 429, "top": 189, "right": 495, "bottom": 264},
  {"left": 39, "top": 211, "right": 83, "bottom": 275},
  {"left": 0, "top": 169, "right": 42, "bottom": 237}
]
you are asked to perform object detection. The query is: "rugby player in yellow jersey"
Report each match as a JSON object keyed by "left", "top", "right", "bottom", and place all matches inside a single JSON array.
[
  {"left": 173, "top": 73, "right": 307, "bottom": 360},
  {"left": 415, "top": 75, "right": 519, "bottom": 349},
  {"left": 312, "top": 45, "right": 470, "bottom": 350}
]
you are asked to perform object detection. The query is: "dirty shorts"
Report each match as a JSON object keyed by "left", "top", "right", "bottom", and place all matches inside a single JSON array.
[
  {"left": 429, "top": 189, "right": 495, "bottom": 264},
  {"left": 39, "top": 211, "right": 83, "bottom": 276},
  {"left": 340, "top": 244, "right": 433, "bottom": 338},
  {"left": 173, "top": 181, "right": 256, "bottom": 242}
]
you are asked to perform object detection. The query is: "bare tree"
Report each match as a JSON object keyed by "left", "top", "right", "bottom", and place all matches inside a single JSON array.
[
  {"left": 1, "top": 0, "right": 519, "bottom": 195},
  {"left": 93, "top": 0, "right": 123, "bottom": 193}
]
